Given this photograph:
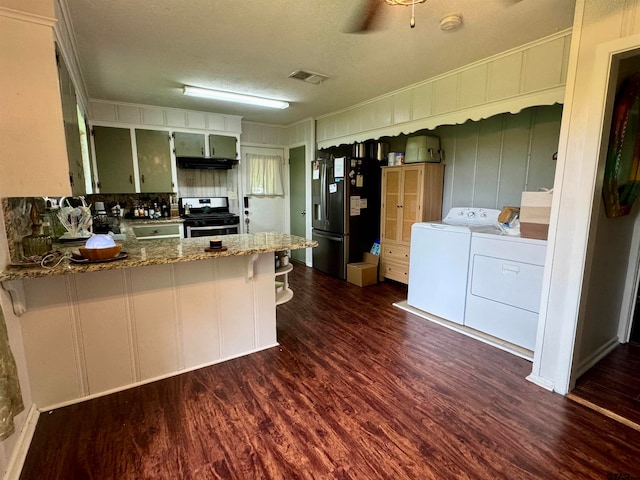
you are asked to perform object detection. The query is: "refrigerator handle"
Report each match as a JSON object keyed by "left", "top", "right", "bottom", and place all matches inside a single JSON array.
[
  {"left": 313, "top": 230, "right": 344, "bottom": 242},
  {"left": 321, "top": 162, "right": 327, "bottom": 223}
]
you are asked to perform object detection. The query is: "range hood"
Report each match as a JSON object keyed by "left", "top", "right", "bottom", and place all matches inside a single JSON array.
[{"left": 176, "top": 156, "right": 239, "bottom": 170}]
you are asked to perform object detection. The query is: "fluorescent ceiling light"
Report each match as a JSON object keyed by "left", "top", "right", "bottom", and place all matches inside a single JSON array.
[{"left": 183, "top": 86, "right": 289, "bottom": 109}]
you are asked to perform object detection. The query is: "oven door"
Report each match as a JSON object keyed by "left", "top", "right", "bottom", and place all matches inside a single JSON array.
[{"left": 185, "top": 224, "right": 239, "bottom": 238}]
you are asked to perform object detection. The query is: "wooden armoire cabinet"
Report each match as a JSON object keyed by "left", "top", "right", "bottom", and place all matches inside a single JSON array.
[{"left": 380, "top": 163, "right": 444, "bottom": 284}]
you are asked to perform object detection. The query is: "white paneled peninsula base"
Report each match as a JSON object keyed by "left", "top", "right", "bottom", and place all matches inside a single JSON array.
[{"left": 0, "top": 233, "right": 316, "bottom": 410}]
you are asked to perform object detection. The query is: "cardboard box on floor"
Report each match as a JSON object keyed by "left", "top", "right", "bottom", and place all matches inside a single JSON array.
[{"left": 347, "top": 252, "right": 379, "bottom": 287}]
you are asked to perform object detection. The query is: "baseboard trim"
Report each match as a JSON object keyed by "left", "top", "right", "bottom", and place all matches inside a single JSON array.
[
  {"left": 525, "top": 373, "right": 555, "bottom": 391},
  {"left": 393, "top": 301, "right": 534, "bottom": 361},
  {"left": 3, "top": 404, "right": 39, "bottom": 480},
  {"left": 40, "top": 342, "right": 280, "bottom": 412},
  {"left": 575, "top": 337, "right": 619, "bottom": 378}
]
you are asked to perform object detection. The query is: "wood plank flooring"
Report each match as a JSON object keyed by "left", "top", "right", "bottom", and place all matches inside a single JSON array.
[
  {"left": 21, "top": 263, "right": 640, "bottom": 479},
  {"left": 570, "top": 342, "right": 640, "bottom": 429}
]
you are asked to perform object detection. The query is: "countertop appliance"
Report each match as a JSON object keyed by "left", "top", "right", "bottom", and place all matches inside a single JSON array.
[
  {"left": 407, "top": 207, "right": 502, "bottom": 325},
  {"left": 179, "top": 196, "right": 240, "bottom": 238},
  {"left": 312, "top": 154, "right": 381, "bottom": 279}
]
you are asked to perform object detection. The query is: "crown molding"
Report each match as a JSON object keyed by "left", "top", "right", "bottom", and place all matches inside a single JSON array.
[
  {"left": 53, "top": 0, "right": 90, "bottom": 115},
  {"left": 0, "top": 6, "right": 56, "bottom": 27}
]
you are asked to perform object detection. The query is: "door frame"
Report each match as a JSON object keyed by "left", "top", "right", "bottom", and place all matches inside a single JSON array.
[
  {"left": 288, "top": 144, "right": 307, "bottom": 264},
  {"left": 530, "top": 31, "right": 640, "bottom": 395},
  {"left": 240, "top": 144, "right": 290, "bottom": 235},
  {"left": 288, "top": 140, "right": 313, "bottom": 266}
]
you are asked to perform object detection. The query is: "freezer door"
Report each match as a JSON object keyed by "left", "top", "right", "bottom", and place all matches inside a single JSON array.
[
  {"left": 312, "top": 157, "right": 346, "bottom": 234},
  {"left": 312, "top": 229, "right": 349, "bottom": 279}
]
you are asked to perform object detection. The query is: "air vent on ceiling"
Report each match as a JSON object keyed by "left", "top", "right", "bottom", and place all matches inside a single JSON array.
[{"left": 288, "top": 70, "right": 329, "bottom": 85}]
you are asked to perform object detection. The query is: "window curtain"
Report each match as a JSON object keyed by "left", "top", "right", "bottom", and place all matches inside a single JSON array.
[
  {"left": 247, "top": 153, "right": 284, "bottom": 196},
  {"left": 0, "top": 305, "right": 23, "bottom": 441}
]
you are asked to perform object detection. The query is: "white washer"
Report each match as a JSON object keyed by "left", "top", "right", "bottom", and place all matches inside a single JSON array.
[{"left": 407, "top": 208, "right": 501, "bottom": 325}]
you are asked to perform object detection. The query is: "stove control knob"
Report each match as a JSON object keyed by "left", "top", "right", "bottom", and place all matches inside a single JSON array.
[
  {"left": 480, "top": 211, "right": 487, "bottom": 218},
  {"left": 467, "top": 211, "right": 476, "bottom": 219}
]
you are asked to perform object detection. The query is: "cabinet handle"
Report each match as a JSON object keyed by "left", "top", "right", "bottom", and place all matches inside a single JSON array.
[
  {"left": 141, "top": 174, "right": 145, "bottom": 183},
  {"left": 129, "top": 175, "right": 133, "bottom": 184},
  {"left": 201, "top": 147, "right": 204, "bottom": 156},
  {"left": 69, "top": 173, "right": 74, "bottom": 187}
]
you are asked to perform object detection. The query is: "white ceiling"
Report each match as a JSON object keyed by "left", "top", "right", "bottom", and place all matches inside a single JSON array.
[{"left": 64, "top": 0, "right": 577, "bottom": 126}]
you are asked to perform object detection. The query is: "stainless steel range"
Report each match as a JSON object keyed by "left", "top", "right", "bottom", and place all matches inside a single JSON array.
[{"left": 179, "top": 197, "right": 240, "bottom": 238}]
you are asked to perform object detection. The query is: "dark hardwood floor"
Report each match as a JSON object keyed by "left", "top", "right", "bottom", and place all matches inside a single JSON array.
[
  {"left": 570, "top": 342, "right": 640, "bottom": 429},
  {"left": 21, "top": 263, "right": 640, "bottom": 479}
]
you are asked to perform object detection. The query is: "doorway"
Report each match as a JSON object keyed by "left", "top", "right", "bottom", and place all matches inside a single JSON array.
[
  {"left": 241, "top": 146, "right": 288, "bottom": 233},
  {"left": 569, "top": 51, "right": 640, "bottom": 428},
  {"left": 289, "top": 146, "right": 306, "bottom": 263},
  {"left": 631, "top": 294, "right": 640, "bottom": 343}
]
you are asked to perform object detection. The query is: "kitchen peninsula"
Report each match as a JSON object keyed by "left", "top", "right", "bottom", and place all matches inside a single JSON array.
[{"left": 0, "top": 232, "right": 316, "bottom": 409}]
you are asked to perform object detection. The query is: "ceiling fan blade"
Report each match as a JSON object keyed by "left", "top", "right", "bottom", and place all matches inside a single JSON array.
[{"left": 346, "top": 0, "right": 384, "bottom": 33}]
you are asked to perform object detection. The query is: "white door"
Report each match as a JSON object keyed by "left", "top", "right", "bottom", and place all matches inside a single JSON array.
[{"left": 242, "top": 146, "right": 288, "bottom": 234}]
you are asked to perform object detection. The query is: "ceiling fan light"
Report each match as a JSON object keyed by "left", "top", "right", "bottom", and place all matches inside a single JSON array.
[
  {"left": 183, "top": 86, "right": 289, "bottom": 109},
  {"left": 440, "top": 13, "right": 463, "bottom": 31}
]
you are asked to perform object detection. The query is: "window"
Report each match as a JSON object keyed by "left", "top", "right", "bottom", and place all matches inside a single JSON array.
[{"left": 247, "top": 153, "right": 284, "bottom": 196}]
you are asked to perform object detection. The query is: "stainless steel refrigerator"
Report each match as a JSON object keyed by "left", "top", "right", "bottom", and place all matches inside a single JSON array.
[{"left": 312, "top": 154, "right": 381, "bottom": 279}]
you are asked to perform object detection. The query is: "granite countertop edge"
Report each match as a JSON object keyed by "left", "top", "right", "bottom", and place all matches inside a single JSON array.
[{"left": 1, "top": 233, "right": 317, "bottom": 281}]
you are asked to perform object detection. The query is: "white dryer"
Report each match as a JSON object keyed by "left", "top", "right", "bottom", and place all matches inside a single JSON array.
[
  {"left": 407, "top": 208, "right": 501, "bottom": 325},
  {"left": 464, "top": 231, "right": 547, "bottom": 350}
]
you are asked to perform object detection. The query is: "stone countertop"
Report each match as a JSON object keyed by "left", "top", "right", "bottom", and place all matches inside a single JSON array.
[{"left": 0, "top": 233, "right": 316, "bottom": 281}]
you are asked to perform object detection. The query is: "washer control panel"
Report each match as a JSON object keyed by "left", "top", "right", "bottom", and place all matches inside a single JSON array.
[{"left": 443, "top": 207, "right": 501, "bottom": 227}]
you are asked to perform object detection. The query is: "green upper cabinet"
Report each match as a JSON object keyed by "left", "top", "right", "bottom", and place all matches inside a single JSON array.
[
  {"left": 56, "top": 45, "right": 85, "bottom": 195},
  {"left": 209, "top": 134, "right": 237, "bottom": 158},
  {"left": 135, "top": 129, "right": 173, "bottom": 193},
  {"left": 174, "top": 132, "right": 205, "bottom": 157},
  {"left": 93, "top": 126, "right": 136, "bottom": 193}
]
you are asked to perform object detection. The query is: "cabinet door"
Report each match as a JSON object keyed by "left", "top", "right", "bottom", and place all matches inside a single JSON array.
[
  {"left": 209, "top": 134, "right": 237, "bottom": 158},
  {"left": 135, "top": 129, "right": 173, "bottom": 192},
  {"left": 422, "top": 164, "right": 445, "bottom": 221},
  {"left": 56, "top": 45, "right": 85, "bottom": 195},
  {"left": 93, "top": 126, "right": 135, "bottom": 193},
  {"left": 400, "top": 165, "right": 424, "bottom": 244},
  {"left": 174, "top": 132, "right": 205, "bottom": 157},
  {"left": 381, "top": 167, "right": 402, "bottom": 243}
]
